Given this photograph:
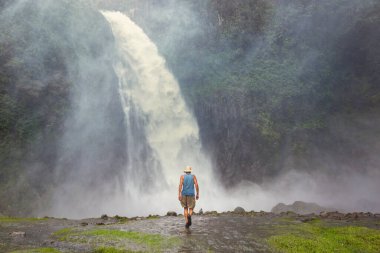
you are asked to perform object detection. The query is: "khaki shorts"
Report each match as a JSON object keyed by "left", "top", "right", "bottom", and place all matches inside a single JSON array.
[{"left": 180, "top": 195, "right": 195, "bottom": 209}]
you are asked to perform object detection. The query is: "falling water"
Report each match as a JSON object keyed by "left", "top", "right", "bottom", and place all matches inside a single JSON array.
[{"left": 101, "top": 11, "right": 220, "bottom": 216}]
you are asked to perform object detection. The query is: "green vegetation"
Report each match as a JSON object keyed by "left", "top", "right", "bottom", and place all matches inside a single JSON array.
[
  {"left": 53, "top": 228, "right": 180, "bottom": 252},
  {"left": 114, "top": 215, "right": 129, "bottom": 223},
  {"left": 0, "top": 216, "right": 47, "bottom": 223},
  {"left": 94, "top": 247, "right": 139, "bottom": 253},
  {"left": 268, "top": 223, "right": 380, "bottom": 253},
  {"left": 10, "top": 248, "right": 61, "bottom": 253}
]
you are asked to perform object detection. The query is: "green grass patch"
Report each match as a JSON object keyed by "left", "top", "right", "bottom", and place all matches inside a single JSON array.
[
  {"left": 94, "top": 247, "right": 140, "bottom": 253},
  {"left": 84, "top": 229, "right": 179, "bottom": 249},
  {"left": 0, "top": 217, "right": 48, "bottom": 223},
  {"left": 52, "top": 227, "right": 74, "bottom": 241},
  {"left": 10, "top": 248, "right": 61, "bottom": 253},
  {"left": 268, "top": 224, "right": 380, "bottom": 253},
  {"left": 53, "top": 228, "right": 180, "bottom": 252}
]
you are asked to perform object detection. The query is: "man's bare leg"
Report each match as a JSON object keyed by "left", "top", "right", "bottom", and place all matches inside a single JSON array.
[
  {"left": 188, "top": 208, "right": 193, "bottom": 227},
  {"left": 184, "top": 208, "right": 189, "bottom": 224}
]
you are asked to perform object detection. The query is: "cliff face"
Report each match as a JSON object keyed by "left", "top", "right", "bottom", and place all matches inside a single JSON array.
[
  {"left": 115, "top": 0, "right": 380, "bottom": 185},
  {"left": 0, "top": 0, "right": 126, "bottom": 215}
]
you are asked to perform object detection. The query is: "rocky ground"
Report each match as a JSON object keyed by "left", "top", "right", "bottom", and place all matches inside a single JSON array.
[{"left": 1, "top": 210, "right": 380, "bottom": 253}]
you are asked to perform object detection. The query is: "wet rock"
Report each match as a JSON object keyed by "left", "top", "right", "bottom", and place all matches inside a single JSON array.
[
  {"left": 10, "top": 231, "right": 26, "bottom": 237},
  {"left": 96, "top": 222, "right": 105, "bottom": 225},
  {"left": 166, "top": 211, "right": 177, "bottom": 216},
  {"left": 272, "top": 201, "right": 335, "bottom": 215},
  {"left": 42, "top": 240, "right": 55, "bottom": 245},
  {"left": 199, "top": 208, "right": 203, "bottom": 215},
  {"left": 320, "top": 211, "right": 329, "bottom": 218},
  {"left": 319, "top": 211, "right": 345, "bottom": 220},
  {"left": 234, "top": 207, "right": 246, "bottom": 214},
  {"left": 80, "top": 222, "right": 88, "bottom": 226}
]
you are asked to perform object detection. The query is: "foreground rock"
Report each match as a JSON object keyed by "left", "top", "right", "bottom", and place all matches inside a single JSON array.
[{"left": 272, "top": 201, "right": 336, "bottom": 215}]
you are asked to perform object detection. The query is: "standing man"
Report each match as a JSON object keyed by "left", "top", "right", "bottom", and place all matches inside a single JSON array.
[{"left": 178, "top": 166, "right": 199, "bottom": 228}]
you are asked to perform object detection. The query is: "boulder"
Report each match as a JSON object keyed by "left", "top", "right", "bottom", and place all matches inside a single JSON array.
[
  {"left": 166, "top": 211, "right": 177, "bottom": 216},
  {"left": 272, "top": 201, "right": 336, "bottom": 215},
  {"left": 233, "top": 206, "right": 246, "bottom": 214},
  {"left": 198, "top": 208, "right": 203, "bottom": 215}
]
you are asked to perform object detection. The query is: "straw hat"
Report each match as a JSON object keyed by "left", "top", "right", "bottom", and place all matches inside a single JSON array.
[{"left": 184, "top": 166, "right": 192, "bottom": 173}]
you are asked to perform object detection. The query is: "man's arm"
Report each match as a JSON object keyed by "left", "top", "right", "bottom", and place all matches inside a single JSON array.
[
  {"left": 178, "top": 175, "right": 184, "bottom": 201},
  {"left": 194, "top": 175, "right": 199, "bottom": 200}
]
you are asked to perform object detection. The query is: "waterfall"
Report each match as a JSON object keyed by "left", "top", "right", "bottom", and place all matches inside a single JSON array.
[{"left": 101, "top": 11, "right": 218, "bottom": 216}]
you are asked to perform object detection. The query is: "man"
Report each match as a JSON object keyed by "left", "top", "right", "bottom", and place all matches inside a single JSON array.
[{"left": 178, "top": 166, "right": 199, "bottom": 228}]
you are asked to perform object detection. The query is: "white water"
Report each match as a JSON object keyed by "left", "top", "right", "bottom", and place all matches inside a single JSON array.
[{"left": 101, "top": 11, "right": 224, "bottom": 216}]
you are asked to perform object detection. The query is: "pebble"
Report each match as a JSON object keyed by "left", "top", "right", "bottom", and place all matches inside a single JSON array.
[{"left": 10, "top": 231, "right": 26, "bottom": 237}]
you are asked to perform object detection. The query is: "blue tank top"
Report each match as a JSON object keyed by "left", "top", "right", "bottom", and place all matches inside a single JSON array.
[{"left": 182, "top": 174, "right": 195, "bottom": 196}]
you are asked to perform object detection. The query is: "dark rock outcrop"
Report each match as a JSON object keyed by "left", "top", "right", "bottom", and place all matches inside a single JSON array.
[
  {"left": 233, "top": 206, "right": 246, "bottom": 214},
  {"left": 166, "top": 211, "right": 177, "bottom": 217},
  {"left": 272, "top": 201, "right": 336, "bottom": 215}
]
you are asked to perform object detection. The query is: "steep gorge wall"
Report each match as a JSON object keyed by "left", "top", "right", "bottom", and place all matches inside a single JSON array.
[{"left": 108, "top": 0, "right": 380, "bottom": 186}]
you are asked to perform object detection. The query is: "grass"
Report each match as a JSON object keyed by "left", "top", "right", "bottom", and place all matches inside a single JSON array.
[
  {"left": 10, "top": 248, "right": 61, "bottom": 253},
  {"left": 53, "top": 228, "right": 180, "bottom": 252},
  {"left": 0, "top": 217, "right": 48, "bottom": 223},
  {"left": 268, "top": 223, "right": 380, "bottom": 253},
  {"left": 52, "top": 227, "right": 74, "bottom": 241},
  {"left": 94, "top": 247, "right": 140, "bottom": 253}
]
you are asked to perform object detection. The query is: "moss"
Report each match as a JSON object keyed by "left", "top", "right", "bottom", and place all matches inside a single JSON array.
[
  {"left": 94, "top": 247, "right": 141, "bottom": 253},
  {"left": 53, "top": 228, "right": 180, "bottom": 252},
  {"left": 10, "top": 248, "right": 61, "bottom": 253},
  {"left": 268, "top": 225, "right": 380, "bottom": 253}
]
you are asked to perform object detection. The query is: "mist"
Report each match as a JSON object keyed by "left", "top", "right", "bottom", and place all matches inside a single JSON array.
[{"left": 0, "top": 0, "right": 379, "bottom": 218}]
